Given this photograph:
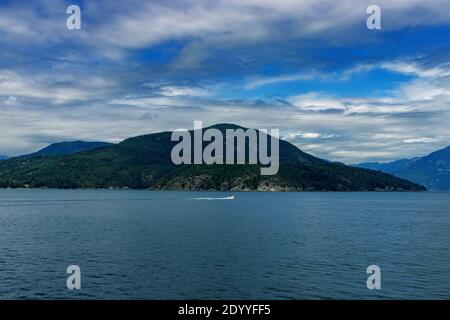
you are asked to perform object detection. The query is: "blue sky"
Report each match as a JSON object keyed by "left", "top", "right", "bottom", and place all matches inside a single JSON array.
[{"left": 1, "top": 0, "right": 450, "bottom": 163}]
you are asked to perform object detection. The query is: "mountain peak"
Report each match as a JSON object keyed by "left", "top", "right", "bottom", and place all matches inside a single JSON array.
[
  {"left": 0, "top": 124, "right": 425, "bottom": 191},
  {"left": 206, "top": 123, "right": 247, "bottom": 131}
]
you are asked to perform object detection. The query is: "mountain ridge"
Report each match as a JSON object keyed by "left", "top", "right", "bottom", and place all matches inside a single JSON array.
[
  {"left": 353, "top": 146, "right": 450, "bottom": 190},
  {"left": 0, "top": 124, "right": 425, "bottom": 191},
  {"left": 22, "top": 141, "right": 114, "bottom": 158}
]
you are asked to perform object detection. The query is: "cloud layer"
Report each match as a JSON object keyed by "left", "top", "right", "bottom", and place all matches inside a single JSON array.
[{"left": 0, "top": 0, "right": 450, "bottom": 162}]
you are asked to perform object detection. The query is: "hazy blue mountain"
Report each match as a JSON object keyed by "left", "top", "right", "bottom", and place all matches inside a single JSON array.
[
  {"left": 0, "top": 155, "right": 9, "bottom": 160},
  {"left": 353, "top": 158, "right": 420, "bottom": 174},
  {"left": 23, "top": 141, "right": 113, "bottom": 158},
  {"left": 353, "top": 146, "right": 450, "bottom": 191},
  {"left": 394, "top": 146, "right": 450, "bottom": 191},
  {"left": 0, "top": 124, "right": 424, "bottom": 191}
]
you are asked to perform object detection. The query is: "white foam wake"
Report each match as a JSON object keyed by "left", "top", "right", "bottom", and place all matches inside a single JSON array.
[{"left": 191, "top": 195, "right": 235, "bottom": 200}]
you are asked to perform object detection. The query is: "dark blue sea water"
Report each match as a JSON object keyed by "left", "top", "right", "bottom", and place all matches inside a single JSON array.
[{"left": 0, "top": 189, "right": 449, "bottom": 299}]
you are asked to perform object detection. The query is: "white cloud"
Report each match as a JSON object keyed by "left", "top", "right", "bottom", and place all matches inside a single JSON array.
[
  {"left": 2, "top": 0, "right": 450, "bottom": 59},
  {"left": 0, "top": 69, "right": 117, "bottom": 104},
  {"left": 381, "top": 61, "right": 450, "bottom": 78},
  {"left": 283, "top": 132, "right": 338, "bottom": 140},
  {"left": 157, "top": 85, "right": 210, "bottom": 97},
  {"left": 403, "top": 137, "right": 438, "bottom": 144},
  {"left": 245, "top": 72, "right": 321, "bottom": 89},
  {"left": 90, "top": 0, "right": 450, "bottom": 51}
]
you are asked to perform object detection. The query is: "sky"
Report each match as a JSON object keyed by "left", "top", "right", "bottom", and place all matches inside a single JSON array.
[{"left": 1, "top": 0, "right": 450, "bottom": 163}]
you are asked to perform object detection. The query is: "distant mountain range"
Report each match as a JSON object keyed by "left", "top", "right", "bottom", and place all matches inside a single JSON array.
[
  {"left": 353, "top": 146, "right": 450, "bottom": 191},
  {"left": 0, "top": 124, "right": 423, "bottom": 191},
  {"left": 353, "top": 158, "right": 419, "bottom": 174},
  {"left": 0, "top": 155, "right": 8, "bottom": 160}
]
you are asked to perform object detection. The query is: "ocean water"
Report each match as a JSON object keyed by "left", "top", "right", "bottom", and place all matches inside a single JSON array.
[{"left": 0, "top": 189, "right": 449, "bottom": 300}]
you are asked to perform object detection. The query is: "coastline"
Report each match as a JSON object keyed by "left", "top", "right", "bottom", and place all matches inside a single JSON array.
[{"left": 0, "top": 187, "right": 428, "bottom": 192}]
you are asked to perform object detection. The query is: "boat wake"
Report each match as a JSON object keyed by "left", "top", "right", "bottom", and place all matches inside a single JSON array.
[{"left": 191, "top": 195, "right": 235, "bottom": 200}]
